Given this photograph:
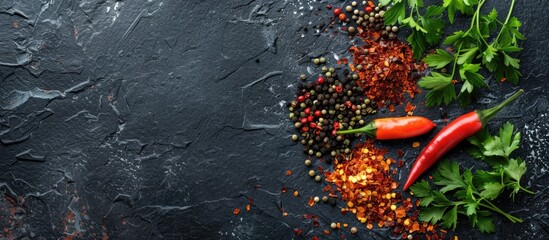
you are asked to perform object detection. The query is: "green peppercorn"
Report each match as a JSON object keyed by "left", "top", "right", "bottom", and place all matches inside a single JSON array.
[
  {"left": 352, "top": 1, "right": 357, "bottom": 7},
  {"left": 294, "top": 122, "right": 302, "bottom": 128},
  {"left": 308, "top": 149, "right": 314, "bottom": 155},
  {"left": 315, "top": 175, "right": 322, "bottom": 182},
  {"left": 352, "top": 74, "right": 358, "bottom": 80},
  {"left": 288, "top": 106, "right": 294, "bottom": 111},
  {"left": 329, "top": 67, "right": 335, "bottom": 73},
  {"left": 331, "top": 151, "right": 337, "bottom": 156},
  {"left": 344, "top": 148, "right": 351, "bottom": 153},
  {"left": 301, "top": 139, "right": 306, "bottom": 144},
  {"left": 364, "top": 99, "right": 371, "bottom": 104},
  {"left": 300, "top": 74, "right": 306, "bottom": 80},
  {"left": 291, "top": 134, "right": 298, "bottom": 141},
  {"left": 289, "top": 113, "right": 294, "bottom": 119},
  {"left": 392, "top": 26, "right": 399, "bottom": 32},
  {"left": 305, "top": 159, "right": 312, "bottom": 166},
  {"left": 322, "top": 66, "right": 328, "bottom": 72},
  {"left": 322, "top": 196, "right": 329, "bottom": 202},
  {"left": 310, "top": 90, "right": 316, "bottom": 95},
  {"left": 300, "top": 103, "right": 306, "bottom": 108},
  {"left": 315, "top": 152, "right": 322, "bottom": 157},
  {"left": 326, "top": 72, "right": 332, "bottom": 77},
  {"left": 357, "top": 64, "right": 363, "bottom": 70},
  {"left": 359, "top": 119, "right": 365, "bottom": 125},
  {"left": 321, "top": 109, "right": 327, "bottom": 115},
  {"left": 313, "top": 58, "right": 320, "bottom": 65},
  {"left": 308, "top": 169, "right": 316, "bottom": 177},
  {"left": 345, "top": 6, "right": 352, "bottom": 12},
  {"left": 319, "top": 57, "right": 326, "bottom": 63}
]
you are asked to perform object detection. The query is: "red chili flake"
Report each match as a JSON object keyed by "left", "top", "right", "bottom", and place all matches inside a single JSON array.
[
  {"left": 281, "top": 187, "right": 287, "bottom": 193},
  {"left": 308, "top": 197, "right": 315, "bottom": 207},
  {"left": 294, "top": 228, "right": 302, "bottom": 235},
  {"left": 233, "top": 208, "right": 241, "bottom": 215},
  {"left": 333, "top": 8, "right": 341, "bottom": 15},
  {"left": 405, "top": 102, "right": 416, "bottom": 113},
  {"left": 324, "top": 230, "right": 330, "bottom": 235},
  {"left": 397, "top": 149, "right": 404, "bottom": 158},
  {"left": 246, "top": 204, "right": 251, "bottom": 211},
  {"left": 286, "top": 170, "right": 292, "bottom": 176},
  {"left": 312, "top": 236, "right": 319, "bottom": 240},
  {"left": 412, "top": 142, "right": 420, "bottom": 148},
  {"left": 326, "top": 5, "right": 332, "bottom": 10}
]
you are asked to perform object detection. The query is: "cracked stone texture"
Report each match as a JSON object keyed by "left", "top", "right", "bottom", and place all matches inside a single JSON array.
[{"left": 0, "top": 0, "right": 547, "bottom": 239}]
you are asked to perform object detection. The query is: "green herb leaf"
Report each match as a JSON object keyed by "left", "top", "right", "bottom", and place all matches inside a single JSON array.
[
  {"left": 480, "top": 182, "right": 504, "bottom": 200},
  {"left": 459, "top": 63, "right": 487, "bottom": 88},
  {"left": 433, "top": 160, "right": 467, "bottom": 193},
  {"left": 383, "top": 1, "right": 406, "bottom": 25},
  {"left": 473, "top": 210, "right": 496, "bottom": 233},
  {"left": 407, "top": 27, "right": 428, "bottom": 59},
  {"left": 441, "top": 205, "right": 458, "bottom": 230},
  {"left": 424, "top": 49, "right": 454, "bottom": 69},
  {"left": 418, "top": 72, "right": 456, "bottom": 106},
  {"left": 457, "top": 47, "right": 479, "bottom": 64},
  {"left": 504, "top": 158, "right": 527, "bottom": 182},
  {"left": 419, "top": 206, "right": 447, "bottom": 224},
  {"left": 482, "top": 121, "right": 521, "bottom": 158},
  {"left": 403, "top": 16, "right": 428, "bottom": 33}
]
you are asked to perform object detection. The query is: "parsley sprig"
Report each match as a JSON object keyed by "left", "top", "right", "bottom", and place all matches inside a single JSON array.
[
  {"left": 410, "top": 122, "right": 534, "bottom": 233},
  {"left": 382, "top": 0, "right": 524, "bottom": 106},
  {"left": 381, "top": 0, "right": 446, "bottom": 59}
]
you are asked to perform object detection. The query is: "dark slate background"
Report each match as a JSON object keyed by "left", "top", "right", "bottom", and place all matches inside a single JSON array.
[{"left": 0, "top": 0, "right": 547, "bottom": 239}]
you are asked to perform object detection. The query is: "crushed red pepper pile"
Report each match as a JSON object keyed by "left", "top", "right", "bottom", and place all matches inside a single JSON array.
[
  {"left": 326, "top": 141, "right": 445, "bottom": 239},
  {"left": 349, "top": 32, "right": 426, "bottom": 111}
]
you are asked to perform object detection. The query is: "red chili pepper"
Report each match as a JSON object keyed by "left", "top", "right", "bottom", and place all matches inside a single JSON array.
[
  {"left": 336, "top": 116, "right": 436, "bottom": 140},
  {"left": 403, "top": 89, "right": 524, "bottom": 190}
]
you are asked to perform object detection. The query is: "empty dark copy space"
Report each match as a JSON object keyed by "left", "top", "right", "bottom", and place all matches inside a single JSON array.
[{"left": 0, "top": 0, "right": 548, "bottom": 239}]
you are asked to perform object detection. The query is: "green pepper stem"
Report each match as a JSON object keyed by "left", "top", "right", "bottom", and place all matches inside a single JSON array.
[
  {"left": 337, "top": 122, "right": 376, "bottom": 137},
  {"left": 478, "top": 89, "right": 524, "bottom": 125}
]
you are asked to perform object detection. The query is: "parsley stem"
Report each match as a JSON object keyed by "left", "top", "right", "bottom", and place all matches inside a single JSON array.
[
  {"left": 450, "top": 45, "right": 462, "bottom": 81},
  {"left": 495, "top": 0, "right": 517, "bottom": 43},
  {"left": 520, "top": 186, "right": 535, "bottom": 195},
  {"left": 475, "top": 0, "right": 490, "bottom": 47},
  {"left": 479, "top": 201, "right": 523, "bottom": 223}
]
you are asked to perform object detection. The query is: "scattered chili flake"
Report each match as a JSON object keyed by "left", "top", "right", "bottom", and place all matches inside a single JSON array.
[
  {"left": 233, "top": 208, "right": 241, "bottom": 215},
  {"left": 246, "top": 204, "right": 251, "bottom": 211},
  {"left": 405, "top": 102, "right": 416, "bottom": 114},
  {"left": 281, "top": 187, "right": 288, "bottom": 193},
  {"left": 286, "top": 170, "right": 293, "bottom": 176},
  {"left": 294, "top": 191, "right": 299, "bottom": 197},
  {"left": 324, "top": 230, "right": 330, "bottom": 235},
  {"left": 308, "top": 197, "right": 315, "bottom": 207},
  {"left": 412, "top": 142, "right": 420, "bottom": 148},
  {"left": 294, "top": 228, "right": 302, "bottom": 235}
]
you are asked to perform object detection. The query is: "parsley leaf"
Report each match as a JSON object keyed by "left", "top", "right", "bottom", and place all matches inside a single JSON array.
[
  {"left": 418, "top": 72, "right": 456, "bottom": 106},
  {"left": 424, "top": 49, "right": 453, "bottom": 69}
]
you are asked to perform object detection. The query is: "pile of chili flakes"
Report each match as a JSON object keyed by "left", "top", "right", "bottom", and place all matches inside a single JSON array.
[
  {"left": 326, "top": 140, "right": 445, "bottom": 239},
  {"left": 348, "top": 31, "right": 426, "bottom": 111}
]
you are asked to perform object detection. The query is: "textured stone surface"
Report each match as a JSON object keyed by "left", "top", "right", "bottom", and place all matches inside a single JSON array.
[{"left": 0, "top": 0, "right": 547, "bottom": 239}]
